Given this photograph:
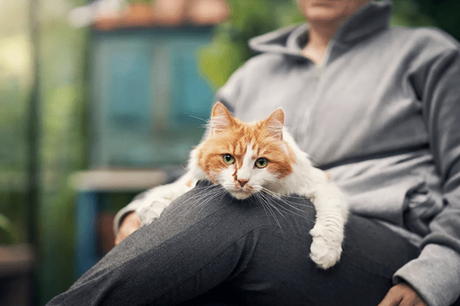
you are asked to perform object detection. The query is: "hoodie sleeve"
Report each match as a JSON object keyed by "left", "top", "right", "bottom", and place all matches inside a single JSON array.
[{"left": 394, "top": 44, "right": 460, "bottom": 306}]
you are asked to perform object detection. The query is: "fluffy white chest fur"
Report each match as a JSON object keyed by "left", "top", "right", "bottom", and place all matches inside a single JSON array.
[{"left": 133, "top": 102, "right": 347, "bottom": 269}]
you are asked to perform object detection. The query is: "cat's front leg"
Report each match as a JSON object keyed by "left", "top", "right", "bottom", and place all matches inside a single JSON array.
[
  {"left": 135, "top": 173, "right": 195, "bottom": 225},
  {"left": 309, "top": 216, "right": 344, "bottom": 269},
  {"left": 308, "top": 182, "right": 347, "bottom": 269}
]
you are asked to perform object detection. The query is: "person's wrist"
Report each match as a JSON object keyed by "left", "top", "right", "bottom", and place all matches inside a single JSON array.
[
  {"left": 121, "top": 211, "right": 141, "bottom": 226},
  {"left": 115, "top": 212, "right": 141, "bottom": 245}
]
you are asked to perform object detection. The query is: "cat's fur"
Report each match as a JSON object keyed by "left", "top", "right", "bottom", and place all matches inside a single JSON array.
[{"left": 136, "top": 102, "right": 347, "bottom": 269}]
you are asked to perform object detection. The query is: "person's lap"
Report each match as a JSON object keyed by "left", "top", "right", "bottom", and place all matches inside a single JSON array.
[
  {"left": 47, "top": 181, "right": 421, "bottom": 306},
  {"left": 171, "top": 185, "right": 422, "bottom": 306}
]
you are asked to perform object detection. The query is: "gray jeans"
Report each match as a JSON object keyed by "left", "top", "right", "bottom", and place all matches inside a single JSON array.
[{"left": 48, "top": 181, "right": 429, "bottom": 305}]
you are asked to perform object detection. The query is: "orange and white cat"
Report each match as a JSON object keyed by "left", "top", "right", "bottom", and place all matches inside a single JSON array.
[{"left": 135, "top": 102, "right": 347, "bottom": 269}]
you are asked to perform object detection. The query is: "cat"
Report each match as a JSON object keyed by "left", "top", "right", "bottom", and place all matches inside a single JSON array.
[{"left": 134, "top": 102, "right": 348, "bottom": 269}]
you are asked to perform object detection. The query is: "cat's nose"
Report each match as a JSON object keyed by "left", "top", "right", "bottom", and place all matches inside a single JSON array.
[{"left": 237, "top": 179, "right": 249, "bottom": 187}]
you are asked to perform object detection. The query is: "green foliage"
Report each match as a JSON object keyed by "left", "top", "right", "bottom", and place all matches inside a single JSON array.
[
  {"left": 36, "top": 18, "right": 88, "bottom": 303},
  {"left": 0, "top": 0, "right": 31, "bottom": 248},
  {"left": 199, "top": 0, "right": 303, "bottom": 90},
  {"left": 0, "top": 191, "right": 27, "bottom": 245},
  {"left": 415, "top": 0, "right": 460, "bottom": 41},
  {"left": 391, "top": 0, "right": 434, "bottom": 27},
  {"left": 0, "top": 213, "right": 15, "bottom": 244},
  {"left": 1, "top": 0, "right": 88, "bottom": 303}
]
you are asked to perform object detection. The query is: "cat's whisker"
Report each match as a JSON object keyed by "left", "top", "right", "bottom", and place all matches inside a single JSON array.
[
  {"left": 166, "top": 184, "right": 222, "bottom": 221},
  {"left": 261, "top": 187, "right": 313, "bottom": 209},
  {"left": 258, "top": 188, "right": 316, "bottom": 223},
  {"left": 189, "top": 185, "right": 227, "bottom": 213},
  {"left": 183, "top": 186, "right": 219, "bottom": 208},
  {"left": 193, "top": 186, "right": 225, "bottom": 219},
  {"left": 254, "top": 193, "right": 284, "bottom": 234},
  {"left": 187, "top": 115, "right": 208, "bottom": 123},
  {"left": 257, "top": 191, "right": 287, "bottom": 220}
]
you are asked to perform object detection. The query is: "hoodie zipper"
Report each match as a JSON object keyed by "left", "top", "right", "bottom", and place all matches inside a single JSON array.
[
  {"left": 302, "top": 40, "right": 333, "bottom": 144},
  {"left": 315, "top": 38, "right": 334, "bottom": 80},
  {"left": 315, "top": 64, "right": 323, "bottom": 80}
]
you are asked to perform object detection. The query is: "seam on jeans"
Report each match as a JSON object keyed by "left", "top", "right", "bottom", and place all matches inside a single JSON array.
[
  {"left": 151, "top": 225, "right": 274, "bottom": 304},
  {"left": 151, "top": 225, "right": 395, "bottom": 304},
  {"left": 116, "top": 196, "right": 286, "bottom": 275},
  {"left": 147, "top": 197, "right": 310, "bottom": 269}
]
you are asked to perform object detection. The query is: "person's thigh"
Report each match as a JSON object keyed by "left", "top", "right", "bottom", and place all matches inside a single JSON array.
[
  {"left": 48, "top": 182, "right": 315, "bottom": 306},
  {"left": 47, "top": 181, "right": 421, "bottom": 306},
  {"left": 215, "top": 212, "right": 420, "bottom": 306},
  {"left": 168, "top": 187, "right": 423, "bottom": 306},
  {"left": 297, "top": 215, "right": 420, "bottom": 306}
]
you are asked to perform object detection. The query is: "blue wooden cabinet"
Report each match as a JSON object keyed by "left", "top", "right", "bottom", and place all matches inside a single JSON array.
[
  {"left": 74, "top": 27, "right": 216, "bottom": 278},
  {"left": 89, "top": 27, "right": 215, "bottom": 168}
]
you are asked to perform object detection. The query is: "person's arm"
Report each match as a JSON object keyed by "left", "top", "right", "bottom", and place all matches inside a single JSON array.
[
  {"left": 115, "top": 212, "right": 141, "bottom": 245},
  {"left": 387, "top": 41, "right": 460, "bottom": 306},
  {"left": 379, "top": 283, "right": 427, "bottom": 306},
  {"left": 113, "top": 171, "right": 195, "bottom": 243}
]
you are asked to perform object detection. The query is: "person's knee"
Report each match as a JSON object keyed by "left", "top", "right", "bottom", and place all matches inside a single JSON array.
[
  {"left": 165, "top": 181, "right": 317, "bottom": 237},
  {"left": 249, "top": 193, "right": 316, "bottom": 233}
]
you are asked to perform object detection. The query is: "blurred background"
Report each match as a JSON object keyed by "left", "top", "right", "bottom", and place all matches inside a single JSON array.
[{"left": 0, "top": 0, "right": 459, "bottom": 305}]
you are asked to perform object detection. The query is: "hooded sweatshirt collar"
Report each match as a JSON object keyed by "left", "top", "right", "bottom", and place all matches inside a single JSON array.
[{"left": 249, "top": 0, "right": 392, "bottom": 59}]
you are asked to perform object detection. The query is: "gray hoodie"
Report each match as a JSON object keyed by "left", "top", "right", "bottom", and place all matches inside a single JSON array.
[{"left": 215, "top": 1, "right": 460, "bottom": 305}]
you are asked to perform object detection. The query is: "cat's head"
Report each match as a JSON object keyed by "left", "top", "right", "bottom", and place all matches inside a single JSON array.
[{"left": 194, "top": 102, "right": 296, "bottom": 200}]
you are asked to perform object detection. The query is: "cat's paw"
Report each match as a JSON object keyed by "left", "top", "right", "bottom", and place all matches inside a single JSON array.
[
  {"left": 136, "top": 203, "right": 161, "bottom": 225},
  {"left": 309, "top": 226, "right": 343, "bottom": 269},
  {"left": 135, "top": 197, "right": 171, "bottom": 225}
]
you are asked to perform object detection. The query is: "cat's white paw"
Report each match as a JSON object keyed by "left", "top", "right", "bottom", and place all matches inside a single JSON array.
[
  {"left": 135, "top": 191, "right": 174, "bottom": 225},
  {"left": 309, "top": 226, "right": 343, "bottom": 269}
]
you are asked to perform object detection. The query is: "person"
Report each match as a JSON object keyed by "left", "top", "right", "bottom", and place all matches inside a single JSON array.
[{"left": 48, "top": 0, "right": 460, "bottom": 305}]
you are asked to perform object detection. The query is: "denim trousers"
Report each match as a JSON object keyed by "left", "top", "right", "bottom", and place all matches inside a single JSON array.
[{"left": 48, "top": 181, "right": 442, "bottom": 306}]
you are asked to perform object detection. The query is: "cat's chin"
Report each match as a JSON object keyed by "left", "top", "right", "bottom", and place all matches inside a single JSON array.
[{"left": 228, "top": 189, "right": 254, "bottom": 200}]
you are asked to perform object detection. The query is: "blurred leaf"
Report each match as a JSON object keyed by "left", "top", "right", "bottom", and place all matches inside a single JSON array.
[
  {"left": 0, "top": 213, "right": 15, "bottom": 244},
  {"left": 391, "top": 0, "right": 435, "bottom": 27},
  {"left": 199, "top": 0, "right": 303, "bottom": 90}
]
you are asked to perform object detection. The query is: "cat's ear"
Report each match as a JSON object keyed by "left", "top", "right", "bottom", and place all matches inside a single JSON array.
[
  {"left": 264, "top": 108, "right": 284, "bottom": 141},
  {"left": 210, "top": 102, "right": 234, "bottom": 135}
]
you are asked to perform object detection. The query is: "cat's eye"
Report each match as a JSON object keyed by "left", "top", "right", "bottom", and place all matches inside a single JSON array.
[
  {"left": 223, "top": 154, "right": 235, "bottom": 165},
  {"left": 255, "top": 158, "right": 268, "bottom": 168}
]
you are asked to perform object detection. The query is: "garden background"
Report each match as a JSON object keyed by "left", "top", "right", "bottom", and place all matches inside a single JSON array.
[{"left": 0, "top": 0, "right": 459, "bottom": 304}]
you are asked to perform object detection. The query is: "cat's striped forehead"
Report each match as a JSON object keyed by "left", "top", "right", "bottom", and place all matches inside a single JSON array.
[
  {"left": 196, "top": 118, "right": 294, "bottom": 181},
  {"left": 208, "top": 118, "right": 274, "bottom": 155},
  {"left": 223, "top": 120, "right": 272, "bottom": 156}
]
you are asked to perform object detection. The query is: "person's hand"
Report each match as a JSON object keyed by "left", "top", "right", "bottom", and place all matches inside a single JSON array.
[
  {"left": 378, "top": 283, "right": 427, "bottom": 306},
  {"left": 115, "top": 212, "right": 141, "bottom": 245}
]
